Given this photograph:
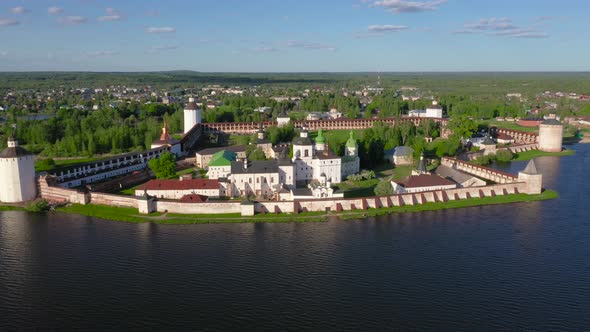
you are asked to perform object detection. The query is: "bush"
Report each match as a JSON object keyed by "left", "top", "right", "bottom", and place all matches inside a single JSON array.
[
  {"left": 496, "top": 150, "right": 513, "bottom": 162},
  {"left": 25, "top": 199, "right": 50, "bottom": 212},
  {"left": 374, "top": 177, "right": 394, "bottom": 196},
  {"left": 35, "top": 158, "right": 56, "bottom": 171},
  {"left": 472, "top": 154, "right": 494, "bottom": 166},
  {"left": 148, "top": 152, "right": 177, "bottom": 179}
]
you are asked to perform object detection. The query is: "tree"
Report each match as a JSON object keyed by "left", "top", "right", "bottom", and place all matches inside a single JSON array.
[
  {"left": 447, "top": 114, "right": 478, "bottom": 139},
  {"left": 496, "top": 150, "right": 513, "bottom": 162},
  {"left": 374, "top": 178, "right": 394, "bottom": 196},
  {"left": 247, "top": 147, "right": 266, "bottom": 161},
  {"left": 148, "top": 151, "right": 177, "bottom": 179},
  {"left": 35, "top": 158, "right": 56, "bottom": 171}
]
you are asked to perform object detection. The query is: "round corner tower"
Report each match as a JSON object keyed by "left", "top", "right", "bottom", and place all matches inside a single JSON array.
[
  {"left": 0, "top": 135, "right": 37, "bottom": 202},
  {"left": 183, "top": 97, "right": 202, "bottom": 134},
  {"left": 538, "top": 119, "right": 563, "bottom": 152}
]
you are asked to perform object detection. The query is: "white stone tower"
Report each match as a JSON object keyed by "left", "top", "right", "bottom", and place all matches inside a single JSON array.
[
  {"left": 538, "top": 119, "right": 563, "bottom": 152},
  {"left": 183, "top": 97, "right": 202, "bottom": 134},
  {"left": 518, "top": 159, "right": 543, "bottom": 194},
  {"left": 0, "top": 135, "right": 37, "bottom": 202}
]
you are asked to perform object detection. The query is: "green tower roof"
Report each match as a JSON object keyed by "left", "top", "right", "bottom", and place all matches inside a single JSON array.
[
  {"left": 315, "top": 128, "right": 326, "bottom": 144},
  {"left": 346, "top": 131, "right": 357, "bottom": 148}
]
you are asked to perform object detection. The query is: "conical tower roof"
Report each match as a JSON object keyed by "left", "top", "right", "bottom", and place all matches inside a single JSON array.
[
  {"left": 522, "top": 159, "right": 538, "bottom": 175},
  {"left": 185, "top": 97, "right": 198, "bottom": 110}
]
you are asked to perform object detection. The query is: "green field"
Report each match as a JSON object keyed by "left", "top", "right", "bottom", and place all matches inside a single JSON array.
[
  {"left": 480, "top": 120, "right": 539, "bottom": 133},
  {"left": 513, "top": 149, "right": 575, "bottom": 161}
]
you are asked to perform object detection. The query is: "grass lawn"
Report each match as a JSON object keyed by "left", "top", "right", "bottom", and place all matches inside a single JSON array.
[
  {"left": 513, "top": 149, "right": 575, "bottom": 161},
  {"left": 176, "top": 167, "right": 195, "bottom": 177},
  {"left": 337, "top": 178, "right": 380, "bottom": 198}
]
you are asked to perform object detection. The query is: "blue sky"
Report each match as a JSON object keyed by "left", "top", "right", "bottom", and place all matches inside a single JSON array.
[{"left": 0, "top": 0, "right": 588, "bottom": 72}]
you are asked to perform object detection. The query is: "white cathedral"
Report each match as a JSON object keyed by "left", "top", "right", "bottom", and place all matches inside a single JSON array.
[{"left": 291, "top": 128, "right": 359, "bottom": 185}]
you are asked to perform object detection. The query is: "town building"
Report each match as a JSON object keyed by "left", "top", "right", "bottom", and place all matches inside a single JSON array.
[
  {"left": 408, "top": 101, "right": 444, "bottom": 118},
  {"left": 195, "top": 145, "right": 247, "bottom": 168},
  {"left": 277, "top": 111, "right": 291, "bottom": 127},
  {"left": 135, "top": 178, "right": 221, "bottom": 199},
  {"left": 391, "top": 154, "right": 457, "bottom": 194},
  {"left": 206, "top": 150, "right": 237, "bottom": 179},
  {"left": 434, "top": 165, "right": 486, "bottom": 188},
  {"left": 228, "top": 159, "right": 280, "bottom": 198},
  {"left": 0, "top": 135, "right": 36, "bottom": 202},
  {"left": 384, "top": 146, "right": 414, "bottom": 165}
]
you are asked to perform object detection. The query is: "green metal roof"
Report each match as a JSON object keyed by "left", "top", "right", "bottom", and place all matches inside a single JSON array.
[
  {"left": 315, "top": 128, "right": 326, "bottom": 144},
  {"left": 208, "top": 150, "right": 237, "bottom": 167}
]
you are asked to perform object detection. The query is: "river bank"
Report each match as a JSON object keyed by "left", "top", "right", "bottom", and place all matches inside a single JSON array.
[
  {"left": 513, "top": 149, "right": 575, "bottom": 161},
  {"left": 44, "top": 190, "right": 558, "bottom": 224}
]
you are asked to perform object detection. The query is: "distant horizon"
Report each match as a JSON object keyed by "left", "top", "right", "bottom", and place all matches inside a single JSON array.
[{"left": 1, "top": 70, "right": 590, "bottom": 74}]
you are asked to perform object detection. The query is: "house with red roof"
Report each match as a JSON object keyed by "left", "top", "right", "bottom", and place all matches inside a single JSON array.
[{"left": 135, "top": 178, "right": 221, "bottom": 199}]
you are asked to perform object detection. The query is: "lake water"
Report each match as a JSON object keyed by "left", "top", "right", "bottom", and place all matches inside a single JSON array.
[{"left": 1, "top": 145, "right": 589, "bottom": 330}]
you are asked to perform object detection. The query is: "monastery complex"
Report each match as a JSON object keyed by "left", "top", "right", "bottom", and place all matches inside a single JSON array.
[{"left": 0, "top": 98, "right": 565, "bottom": 217}]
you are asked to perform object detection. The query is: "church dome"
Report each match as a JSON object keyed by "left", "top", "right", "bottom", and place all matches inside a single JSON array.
[
  {"left": 315, "top": 129, "right": 326, "bottom": 144},
  {"left": 346, "top": 131, "right": 357, "bottom": 148}
]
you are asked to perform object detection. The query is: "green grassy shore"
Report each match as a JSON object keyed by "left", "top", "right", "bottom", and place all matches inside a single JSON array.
[
  {"left": 513, "top": 149, "right": 575, "bottom": 161},
  {"left": 46, "top": 190, "right": 558, "bottom": 224}
]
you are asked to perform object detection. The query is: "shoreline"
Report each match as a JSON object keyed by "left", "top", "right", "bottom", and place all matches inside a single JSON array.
[{"left": 0, "top": 190, "right": 556, "bottom": 224}]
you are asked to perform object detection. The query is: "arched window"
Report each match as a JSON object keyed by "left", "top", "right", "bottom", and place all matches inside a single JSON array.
[{"left": 304, "top": 149, "right": 309, "bottom": 157}]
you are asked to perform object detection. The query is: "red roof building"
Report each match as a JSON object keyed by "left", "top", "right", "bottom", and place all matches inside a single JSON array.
[{"left": 392, "top": 174, "right": 457, "bottom": 194}]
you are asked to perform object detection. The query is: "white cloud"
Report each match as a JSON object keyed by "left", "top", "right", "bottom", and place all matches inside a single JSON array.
[
  {"left": 147, "top": 45, "right": 179, "bottom": 53},
  {"left": 368, "top": 0, "right": 447, "bottom": 13},
  {"left": 454, "top": 17, "right": 549, "bottom": 39},
  {"left": 254, "top": 46, "right": 280, "bottom": 53},
  {"left": 145, "top": 26, "right": 176, "bottom": 33},
  {"left": 11, "top": 6, "right": 30, "bottom": 15},
  {"left": 98, "top": 15, "right": 124, "bottom": 22},
  {"left": 48, "top": 7, "right": 64, "bottom": 15},
  {"left": 464, "top": 18, "right": 516, "bottom": 31},
  {"left": 87, "top": 51, "right": 120, "bottom": 57},
  {"left": 285, "top": 40, "right": 336, "bottom": 51},
  {"left": 0, "top": 18, "right": 19, "bottom": 26},
  {"left": 367, "top": 24, "right": 409, "bottom": 32},
  {"left": 59, "top": 16, "right": 88, "bottom": 25},
  {"left": 0, "top": 51, "right": 7, "bottom": 56},
  {"left": 490, "top": 29, "right": 549, "bottom": 38},
  {"left": 98, "top": 8, "right": 125, "bottom": 22}
]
